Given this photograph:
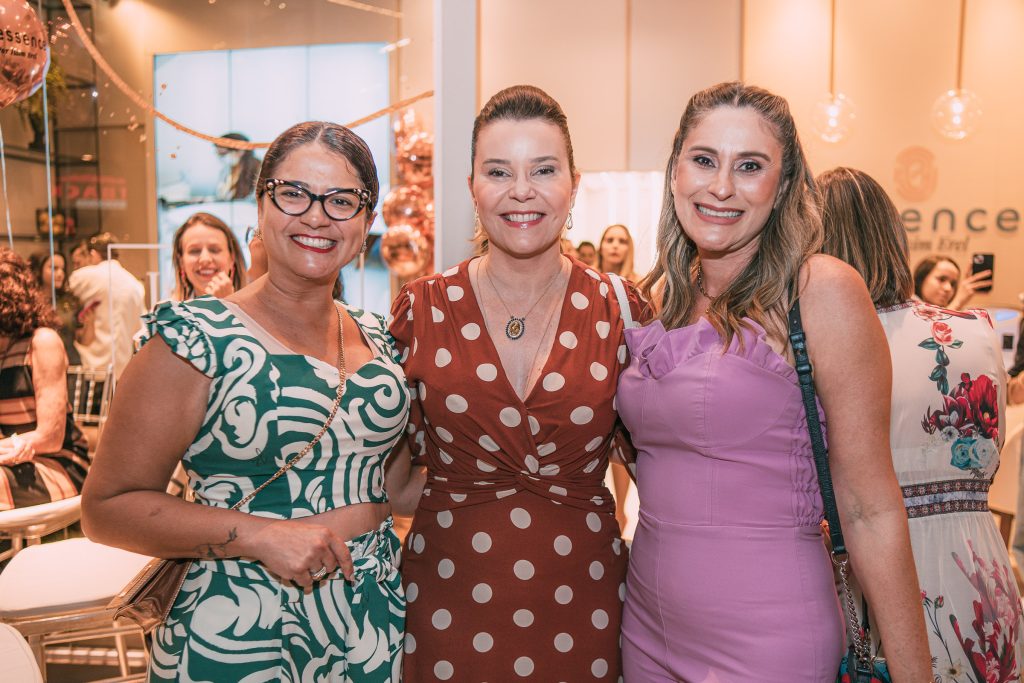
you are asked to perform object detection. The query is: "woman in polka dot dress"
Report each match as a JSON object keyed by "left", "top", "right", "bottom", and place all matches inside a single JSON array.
[{"left": 390, "top": 85, "right": 643, "bottom": 682}]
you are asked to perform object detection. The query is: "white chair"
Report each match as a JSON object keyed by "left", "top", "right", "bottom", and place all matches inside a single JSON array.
[
  {"left": 0, "top": 537, "right": 153, "bottom": 681},
  {"left": 0, "top": 496, "right": 82, "bottom": 564},
  {"left": 67, "top": 365, "right": 113, "bottom": 455},
  {"left": 0, "top": 622, "right": 44, "bottom": 683}
]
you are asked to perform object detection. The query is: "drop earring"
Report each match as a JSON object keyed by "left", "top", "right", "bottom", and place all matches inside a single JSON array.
[
  {"left": 360, "top": 239, "right": 368, "bottom": 254},
  {"left": 565, "top": 212, "right": 574, "bottom": 231}
]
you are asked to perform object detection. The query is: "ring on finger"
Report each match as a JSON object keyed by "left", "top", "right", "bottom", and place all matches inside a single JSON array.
[{"left": 309, "top": 566, "right": 328, "bottom": 581}]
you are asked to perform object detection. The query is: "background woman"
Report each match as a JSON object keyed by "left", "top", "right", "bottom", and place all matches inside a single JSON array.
[
  {"left": 83, "top": 121, "right": 414, "bottom": 682},
  {"left": 390, "top": 85, "right": 643, "bottom": 681},
  {"left": 170, "top": 212, "right": 246, "bottom": 301},
  {"left": 576, "top": 239, "right": 598, "bottom": 267},
  {"left": 617, "top": 82, "right": 930, "bottom": 681},
  {"left": 820, "top": 166, "right": 1022, "bottom": 681},
  {"left": 597, "top": 223, "right": 640, "bottom": 282},
  {"left": 0, "top": 249, "right": 90, "bottom": 511},
  {"left": 31, "top": 250, "right": 91, "bottom": 365},
  {"left": 914, "top": 253, "right": 992, "bottom": 310}
]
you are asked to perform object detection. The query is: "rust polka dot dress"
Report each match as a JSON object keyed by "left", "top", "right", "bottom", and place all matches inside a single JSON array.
[{"left": 390, "top": 257, "right": 642, "bottom": 682}]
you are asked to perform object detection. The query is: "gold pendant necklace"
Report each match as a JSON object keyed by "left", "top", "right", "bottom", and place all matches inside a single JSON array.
[
  {"left": 482, "top": 258, "right": 565, "bottom": 341},
  {"left": 696, "top": 263, "right": 719, "bottom": 315}
]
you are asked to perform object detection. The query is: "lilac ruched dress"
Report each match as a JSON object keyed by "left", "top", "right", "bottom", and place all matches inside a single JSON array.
[{"left": 617, "top": 318, "right": 845, "bottom": 682}]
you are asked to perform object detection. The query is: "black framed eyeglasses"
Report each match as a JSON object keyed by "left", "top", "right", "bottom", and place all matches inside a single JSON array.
[{"left": 265, "top": 179, "right": 371, "bottom": 222}]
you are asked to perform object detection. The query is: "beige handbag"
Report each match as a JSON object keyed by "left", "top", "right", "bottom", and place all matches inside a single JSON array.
[{"left": 110, "top": 305, "right": 347, "bottom": 633}]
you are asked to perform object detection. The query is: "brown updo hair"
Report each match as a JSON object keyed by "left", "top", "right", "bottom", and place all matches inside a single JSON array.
[
  {"left": 470, "top": 85, "right": 577, "bottom": 179},
  {"left": 255, "top": 121, "right": 379, "bottom": 213}
]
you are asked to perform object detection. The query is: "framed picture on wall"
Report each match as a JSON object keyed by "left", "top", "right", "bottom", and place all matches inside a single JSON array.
[{"left": 35, "top": 207, "right": 75, "bottom": 237}]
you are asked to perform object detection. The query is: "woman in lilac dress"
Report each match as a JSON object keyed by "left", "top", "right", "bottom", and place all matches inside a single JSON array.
[{"left": 616, "top": 82, "right": 931, "bottom": 681}]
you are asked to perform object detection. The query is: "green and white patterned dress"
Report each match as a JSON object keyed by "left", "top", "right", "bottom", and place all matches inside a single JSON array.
[{"left": 139, "top": 297, "right": 410, "bottom": 682}]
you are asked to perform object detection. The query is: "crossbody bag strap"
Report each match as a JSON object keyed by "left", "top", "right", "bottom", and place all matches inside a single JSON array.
[
  {"left": 609, "top": 273, "right": 637, "bottom": 330},
  {"left": 787, "top": 299, "right": 846, "bottom": 556},
  {"left": 789, "top": 299, "right": 880, "bottom": 675},
  {"left": 229, "top": 303, "right": 348, "bottom": 512}
]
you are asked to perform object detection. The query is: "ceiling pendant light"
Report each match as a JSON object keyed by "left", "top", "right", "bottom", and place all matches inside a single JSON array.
[
  {"left": 932, "top": 0, "right": 982, "bottom": 140},
  {"left": 811, "top": 0, "right": 855, "bottom": 143}
]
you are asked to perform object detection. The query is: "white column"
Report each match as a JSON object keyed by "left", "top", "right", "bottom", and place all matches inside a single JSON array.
[{"left": 433, "top": 0, "right": 477, "bottom": 271}]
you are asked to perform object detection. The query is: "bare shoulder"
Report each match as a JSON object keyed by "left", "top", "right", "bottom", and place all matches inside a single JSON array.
[
  {"left": 798, "top": 254, "right": 869, "bottom": 307},
  {"left": 31, "top": 326, "right": 65, "bottom": 353}
]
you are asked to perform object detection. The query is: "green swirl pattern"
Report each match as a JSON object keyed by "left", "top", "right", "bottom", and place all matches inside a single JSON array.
[{"left": 140, "top": 298, "right": 409, "bottom": 681}]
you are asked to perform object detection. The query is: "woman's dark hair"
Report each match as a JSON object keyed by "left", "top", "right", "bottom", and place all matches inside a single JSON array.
[
  {"left": 913, "top": 254, "right": 960, "bottom": 300},
  {"left": 0, "top": 248, "right": 60, "bottom": 338},
  {"left": 171, "top": 212, "right": 247, "bottom": 300},
  {"left": 470, "top": 84, "right": 577, "bottom": 178},
  {"left": 29, "top": 251, "right": 67, "bottom": 293},
  {"left": 255, "top": 121, "right": 379, "bottom": 213},
  {"left": 818, "top": 167, "right": 913, "bottom": 308}
]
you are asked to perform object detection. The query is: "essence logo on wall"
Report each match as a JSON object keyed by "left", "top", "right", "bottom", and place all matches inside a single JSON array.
[{"left": 893, "top": 145, "right": 1019, "bottom": 254}]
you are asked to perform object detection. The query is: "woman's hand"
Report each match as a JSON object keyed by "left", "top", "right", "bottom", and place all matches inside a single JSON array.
[
  {"left": 204, "top": 272, "right": 235, "bottom": 298},
  {"left": 949, "top": 269, "right": 992, "bottom": 310},
  {"left": 0, "top": 435, "right": 35, "bottom": 465},
  {"left": 242, "top": 518, "right": 355, "bottom": 587}
]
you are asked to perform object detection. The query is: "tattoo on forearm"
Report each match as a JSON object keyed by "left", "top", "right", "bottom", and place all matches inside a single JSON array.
[{"left": 194, "top": 528, "right": 238, "bottom": 559}]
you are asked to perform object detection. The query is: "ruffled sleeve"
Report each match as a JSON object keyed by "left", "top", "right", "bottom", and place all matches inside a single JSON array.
[
  {"left": 139, "top": 301, "right": 218, "bottom": 378},
  {"left": 388, "top": 283, "right": 416, "bottom": 362},
  {"left": 388, "top": 283, "right": 424, "bottom": 463}
]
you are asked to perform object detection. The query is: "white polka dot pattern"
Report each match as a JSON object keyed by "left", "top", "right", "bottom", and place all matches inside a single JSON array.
[
  {"left": 390, "top": 264, "right": 634, "bottom": 681},
  {"left": 542, "top": 372, "right": 566, "bottom": 391},
  {"left": 445, "top": 395, "right": 468, "bottom": 413},
  {"left": 499, "top": 407, "right": 522, "bottom": 427}
]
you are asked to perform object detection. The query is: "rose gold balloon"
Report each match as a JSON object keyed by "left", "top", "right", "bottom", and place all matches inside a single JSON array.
[
  {"left": 382, "top": 185, "right": 431, "bottom": 233},
  {"left": 380, "top": 223, "right": 433, "bottom": 279},
  {"left": 397, "top": 132, "right": 434, "bottom": 189},
  {"left": 0, "top": 1, "right": 48, "bottom": 109}
]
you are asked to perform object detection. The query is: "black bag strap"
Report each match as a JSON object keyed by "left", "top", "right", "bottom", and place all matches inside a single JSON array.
[{"left": 787, "top": 299, "right": 847, "bottom": 557}]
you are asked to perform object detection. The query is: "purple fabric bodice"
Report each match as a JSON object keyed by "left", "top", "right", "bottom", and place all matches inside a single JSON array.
[{"left": 618, "top": 317, "right": 825, "bottom": 528}]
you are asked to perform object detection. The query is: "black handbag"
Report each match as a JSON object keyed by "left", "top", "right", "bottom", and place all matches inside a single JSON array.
[{"left": 787, "top": 300, "right": 891, "bottom": 683}]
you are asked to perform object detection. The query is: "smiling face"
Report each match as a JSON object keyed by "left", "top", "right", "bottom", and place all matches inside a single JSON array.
[
  {"left": 919, "top": 260, "right": 960, "bottom": 307},
  {"left": 672, "top": 106, "right": 784, "bottom": 261},
  {"left": 179, "top": 223, "right": 234, "bottom": 294},
  {"left": 469, "top": 118, "right": 579, "bottom": 260},
  {"left": 258, "top": 142, "right": 375, "bottom": 285}
]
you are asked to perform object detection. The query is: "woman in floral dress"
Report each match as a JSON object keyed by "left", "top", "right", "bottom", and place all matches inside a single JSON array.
[
  {"left": 390, "top": 85, "right": 643, "bottom": 681},
  {"left": 820, "top": 167, "right": 1023, "bottom": 682}
]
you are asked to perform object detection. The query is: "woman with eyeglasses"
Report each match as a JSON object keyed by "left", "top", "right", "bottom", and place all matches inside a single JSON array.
[{"left": 83, "top": 121, "right": 418, "bottom": 682}]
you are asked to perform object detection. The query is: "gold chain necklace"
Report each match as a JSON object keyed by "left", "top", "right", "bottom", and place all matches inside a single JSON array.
[
  {"left": 482, "top": 258, "right": 565, "bottom": 341},
  {"left": 696, "top": 263, "right": 719, "bottom": 314}
]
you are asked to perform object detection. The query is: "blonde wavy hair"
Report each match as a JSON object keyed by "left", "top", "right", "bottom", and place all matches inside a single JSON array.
[
  {"left": 597, "top": 224, "right": 637, "bottom": 281},
  {"left": 640, "top": 82, "right": 822, "bottom": 346}
]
